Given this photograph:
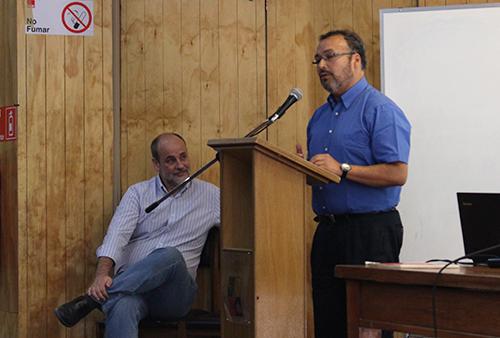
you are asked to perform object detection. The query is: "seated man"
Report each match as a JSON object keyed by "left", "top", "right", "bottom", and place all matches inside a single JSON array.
[{"left": 54, "top": 133, "right": 220, "bottom": 338}]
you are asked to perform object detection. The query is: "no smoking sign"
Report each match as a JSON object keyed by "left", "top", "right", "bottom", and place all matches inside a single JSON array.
[
  {"left": 25, "top": 0, "right": 94, "bottom": 36},
  {"left": 62, "top": 2, "right": 92, "bottom": 34}
]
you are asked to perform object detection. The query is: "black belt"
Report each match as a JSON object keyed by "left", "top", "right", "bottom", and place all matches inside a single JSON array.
[{"left": 314, "top": 209, "right": 397, "bottom": 224}]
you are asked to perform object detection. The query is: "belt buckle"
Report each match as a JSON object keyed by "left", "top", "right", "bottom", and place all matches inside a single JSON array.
[
  {"left": 314, "top": 214, "right": 336, "bottom": 224},
  {"left": 326, "top": 214, "right": 336, "bottom": 223}
]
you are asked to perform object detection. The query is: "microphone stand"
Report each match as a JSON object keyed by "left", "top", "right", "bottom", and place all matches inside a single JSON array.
[{"left": 145, "top": 114, "right": 281, "bottom": 213}]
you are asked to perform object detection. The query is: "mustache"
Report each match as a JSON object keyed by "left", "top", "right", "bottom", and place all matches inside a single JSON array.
[{"left": 174, "top": 169, "right": 189, "bottom": 175}]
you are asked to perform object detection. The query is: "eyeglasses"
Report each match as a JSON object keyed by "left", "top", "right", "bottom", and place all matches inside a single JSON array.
[{"left": 312, "top": 51, "right": 355, "bottom": 65}]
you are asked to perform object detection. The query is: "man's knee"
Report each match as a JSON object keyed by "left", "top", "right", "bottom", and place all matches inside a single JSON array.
[{"left": 150, "top": 247, "right": 184, "bottom": 267}]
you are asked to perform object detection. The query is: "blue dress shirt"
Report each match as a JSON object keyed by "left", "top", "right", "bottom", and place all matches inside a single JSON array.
[{"left": 307, "top": 77, "right": 411, "bottom": 215}]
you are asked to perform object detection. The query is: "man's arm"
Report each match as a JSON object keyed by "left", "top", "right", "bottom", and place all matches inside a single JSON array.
[
  {"left": 310, "top": 153, "right": 407, "bottom": 187},
  {"left": 343, "top": 162, "right": 407, "bottom": 187},
  {"left": 90, "top": 185, "right": 142, "bottom": 300},
  {"left": 88, "top": 256, "right": 115, "bottom": 301}
]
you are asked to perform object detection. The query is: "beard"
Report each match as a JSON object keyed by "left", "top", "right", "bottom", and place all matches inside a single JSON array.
[
  {"left": 161, "top": 169, "right": 190, "bottom": 191},
  {"left": 172, "top": 169, "right": 189, "bottom": 183},
  {"left": 319, "top": 65, "right": 354, "bottom": 95}
]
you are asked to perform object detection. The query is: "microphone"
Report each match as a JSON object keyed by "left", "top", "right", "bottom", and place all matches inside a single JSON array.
[
  {"left": 269, "top": 88, "right": 303, "bottom": 122},
  {"left": 245, "top": 87, "right": 303, "bottom": 138}
]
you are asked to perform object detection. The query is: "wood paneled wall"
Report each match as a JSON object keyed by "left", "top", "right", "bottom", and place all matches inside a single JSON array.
[
  {"left": 11, "top": 1, "right": 114, "bottom": 338},
  {"left": 0, "top": 0, "right": 19, "bottom": 337},
  {"left": 120, "top": 0, "right": 267, "bottom": 191}
]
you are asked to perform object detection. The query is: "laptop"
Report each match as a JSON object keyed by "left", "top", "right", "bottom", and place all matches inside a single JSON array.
[{"left": 457, "top": 192, "right": 500, "bottom": 264}]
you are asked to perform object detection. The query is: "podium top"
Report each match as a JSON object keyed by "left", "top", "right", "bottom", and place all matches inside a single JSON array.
[{"left": 208, "top": 137, "right": 340, "bottom": 185}]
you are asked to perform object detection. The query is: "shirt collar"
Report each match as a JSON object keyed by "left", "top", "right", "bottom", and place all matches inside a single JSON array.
[
  {"left": 327, "top": 76, "right": 368, "bottom": 110},
  {"left": 155, "top": 175, "right": 191, "bottom": 198}
]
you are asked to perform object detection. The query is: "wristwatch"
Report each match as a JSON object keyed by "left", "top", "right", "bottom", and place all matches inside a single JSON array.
[{"left": 340, "top": 163, "right": 352, "bottom": 179}]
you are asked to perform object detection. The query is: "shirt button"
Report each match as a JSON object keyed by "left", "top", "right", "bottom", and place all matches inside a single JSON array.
[
  {"left": 324, "top": 147, "right": 328, "bottom": 151},
  {"left": 322, "top": 206, "right": 326, "bottom": 210},
  {"left": 319, "top": 186, "right": 323, "bottom": 190},
  {"left": 329, "top": 129, "right": 333, "bottom": 134},
  {"left": 335, "top": 112, "right": 339, "bottom": 116}
]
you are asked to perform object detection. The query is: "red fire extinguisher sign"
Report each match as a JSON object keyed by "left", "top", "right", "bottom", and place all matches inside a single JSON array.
[{"left": 0, "top": 105, "right": 17, "bottom": 142}]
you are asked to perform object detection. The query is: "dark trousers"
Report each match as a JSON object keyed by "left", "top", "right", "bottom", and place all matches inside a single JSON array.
[{"left": 311, "top": 210, "right": 403, "bottom": 338}]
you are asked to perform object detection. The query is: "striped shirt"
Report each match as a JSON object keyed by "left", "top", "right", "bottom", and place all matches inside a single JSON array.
[{"left": 96, "top": 176, "right": 220, "bottom": 280}]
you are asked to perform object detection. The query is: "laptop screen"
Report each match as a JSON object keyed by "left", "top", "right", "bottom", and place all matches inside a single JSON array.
[{"left": 457, "top": 192, "right": 500, "bottom": 264}]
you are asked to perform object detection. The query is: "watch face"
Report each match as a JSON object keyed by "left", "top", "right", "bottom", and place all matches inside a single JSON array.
[{"left": 341, "top": 163, "right": 351, "bottom": 172}]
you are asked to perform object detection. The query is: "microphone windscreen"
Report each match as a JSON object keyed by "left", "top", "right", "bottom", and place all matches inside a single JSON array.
[{"left": 290, "top": 87, "right": 303, "bottom": 101}]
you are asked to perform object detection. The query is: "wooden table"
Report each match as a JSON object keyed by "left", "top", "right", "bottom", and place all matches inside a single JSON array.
[{"left": 336, "top": 264, "right": 500, "bottom": 338}]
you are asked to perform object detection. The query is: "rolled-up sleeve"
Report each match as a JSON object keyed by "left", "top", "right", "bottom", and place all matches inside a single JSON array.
[{"left": 96, "top": 186, "right": 141, "bottom": 265}]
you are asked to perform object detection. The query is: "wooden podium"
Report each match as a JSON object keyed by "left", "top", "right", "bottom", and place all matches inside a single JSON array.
[{"left": 208, "top": 137, "right": 339, "bottom": 338}]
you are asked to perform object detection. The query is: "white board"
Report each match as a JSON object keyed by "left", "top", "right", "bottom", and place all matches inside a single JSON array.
[{"left": 381, "top": 4, "right": 500, "bottom": 262}]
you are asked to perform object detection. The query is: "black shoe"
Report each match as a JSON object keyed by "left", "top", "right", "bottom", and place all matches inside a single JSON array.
[{"left": 54, "top": 295, "right": 100, "bottom": 327}]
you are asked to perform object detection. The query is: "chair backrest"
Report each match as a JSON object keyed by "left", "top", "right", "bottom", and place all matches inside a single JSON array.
[{"left": 191, "top": 226, "right": 220, "bottom": 313}]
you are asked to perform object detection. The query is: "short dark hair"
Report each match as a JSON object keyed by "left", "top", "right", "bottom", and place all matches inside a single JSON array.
[
  {"left": 150, "top": 133, "right": 186, "bottom": 161},
  {"left": 319, "top": 29, "right": 366, "bottom": 70}
]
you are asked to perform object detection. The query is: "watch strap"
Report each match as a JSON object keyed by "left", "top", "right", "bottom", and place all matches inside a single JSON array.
[{"left": 341, "top": 170, "right": 348, "bottom": 179}]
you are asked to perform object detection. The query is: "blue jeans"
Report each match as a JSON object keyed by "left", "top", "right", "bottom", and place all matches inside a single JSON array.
[{"left": 102, "top": 247, "right": 197, "bottom": 338}]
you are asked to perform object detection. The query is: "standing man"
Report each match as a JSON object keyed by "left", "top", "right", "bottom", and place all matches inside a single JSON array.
[
  {"left": 303, "top": 30, "right": 411, "bottom": 338},
  {"left": 54, "top": 133, "right": 220, "bottom": 338}
]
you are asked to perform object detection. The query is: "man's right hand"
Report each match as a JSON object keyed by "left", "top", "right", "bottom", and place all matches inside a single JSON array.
[
  {"left": 88, "top": 274, "right": 113, "bottom": 301},
  {"left": 87, "top": 256, "right": 115, "bottom": 302},
  {"left": 296, "top": 144, "right": 305, "bottom": 159}
]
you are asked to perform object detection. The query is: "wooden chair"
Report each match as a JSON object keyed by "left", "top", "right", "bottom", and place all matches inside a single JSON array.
[{"left": 96, "top": 227, "right": 221, "bottom": 338}]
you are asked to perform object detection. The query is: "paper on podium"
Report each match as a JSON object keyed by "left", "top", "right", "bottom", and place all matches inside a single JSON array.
[{"left": 364, "top": 261, "right": 461, "bottom": 269}]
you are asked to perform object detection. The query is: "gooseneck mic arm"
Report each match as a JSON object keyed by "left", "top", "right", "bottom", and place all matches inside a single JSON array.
[{"left": 145, "top": 87, "right": 303, "bottom": 213}]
